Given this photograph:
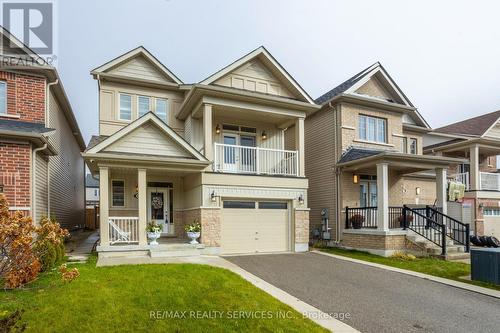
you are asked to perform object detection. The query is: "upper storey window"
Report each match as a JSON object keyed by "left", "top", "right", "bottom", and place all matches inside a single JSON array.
[
  {"left": 119, "top": 94, "right": 132, "bottom": 120},
  {"left": 155, "top": 98, "right": 168, "bottom": 123},
  {"left": 0, "top": 81, "right": 6, "bottom": 114},
  {"left": 409, "top": 138, "right": 418, "bottom": 154},
  {"left": 359, "top": 115, "right": 386, "bottom": 143},
  {"left": 138, "top": 96, "right": 150, "bottom": 118}
]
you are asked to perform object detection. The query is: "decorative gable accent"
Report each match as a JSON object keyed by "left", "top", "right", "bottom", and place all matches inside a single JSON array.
[
  {"left": 109, "top": 56, "right": 174, "bottom": 83},
  {"left": 86, "top": 112, "right": 206, "bottom": 161},
  {"left": 103, "top": 123, "right": 192, "bottom": 158},
  {"left": 355, "top": 76, "right": 399, "bottom": 102},
  {"left": 200, "top": 46, "right": 314, "bottom": 103}
]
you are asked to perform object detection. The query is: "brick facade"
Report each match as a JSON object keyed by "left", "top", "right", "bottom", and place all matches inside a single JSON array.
[
  {"left": 0, "top": 71, "right": 45, "bottom": 123},
  {"left": 342, "top": 233, "right": 407, "bottom": 250},
  {"left": 0, "top": 142, "right": 31, "bottom": 207}
]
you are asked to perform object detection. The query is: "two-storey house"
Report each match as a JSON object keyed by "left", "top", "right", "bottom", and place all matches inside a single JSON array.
[
  {"left": 423, "top": 110, "right": 500, "bottom": 241},
  {"left": 306, "top": 62, "right": 467, "bottom": 257},
  {"left": 83, "top": 46, "right": 318, "bottom": 258},
  {"left": 0, "top": 27, "right": 85, "bottom": 229}
]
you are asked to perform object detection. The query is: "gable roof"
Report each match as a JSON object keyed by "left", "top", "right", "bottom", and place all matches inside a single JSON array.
[
  {"left": 199, "top": 46, "right": 314, "bottom": 104},
  {"left": 433, "top": 110, "right": 500, "bottom": 137},
  {"left": 90, "top": 46, "right": 183, "bottom": 84},
  {"left": 86, "top": 112, "right": 207, "bottom": 161},
  {"left": 315, "top": 62, "right": 414, "bottom": 107}
]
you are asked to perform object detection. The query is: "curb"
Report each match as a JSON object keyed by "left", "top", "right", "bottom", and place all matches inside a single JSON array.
[{"left": 312, "top": 250, "right": 500, "bottom": 299}]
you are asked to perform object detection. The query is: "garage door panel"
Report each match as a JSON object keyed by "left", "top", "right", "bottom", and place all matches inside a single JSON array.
[
  {"left": 256, "top": 209, "right": 288, "bottom": 253},
  {"left": 221, "top": 209, "right": 256, "bottom": 254}
]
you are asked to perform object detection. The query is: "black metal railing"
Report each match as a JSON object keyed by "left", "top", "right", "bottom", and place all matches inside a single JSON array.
[
  {"left": 402, "top": 205, "right": 446, "bottom": 255},
  {"left": 426, "top": 206, "right": 470, "bottom": 252},
  {"left": 389, "top": 206, "right": 403, "bottom": 229},
  {"left": 345, "top": 206, "right": 377, "bottom": 229}
]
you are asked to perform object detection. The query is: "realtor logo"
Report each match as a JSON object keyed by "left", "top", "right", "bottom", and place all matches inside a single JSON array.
[{"left": 1, "top": 1, "right": 54, "bottom": 54}]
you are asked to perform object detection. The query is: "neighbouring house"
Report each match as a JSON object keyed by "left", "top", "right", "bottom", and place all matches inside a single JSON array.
[
  {"left": 423, "top": 110, "right": 500, "bottom": 241},
  {"left": 306, "top": 62, "right": 469, "bottom": 257},
  {"left": 86, "top": 173, "right": 99, "bottom": 207},
  {"left": 0, "top": 27, "right": 86, "bottom": 230},
  {"left": 83, "top": 46, "right": 317, "bottom": 257}
]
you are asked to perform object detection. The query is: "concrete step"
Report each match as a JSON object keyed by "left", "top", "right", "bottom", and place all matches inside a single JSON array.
[
  {"left": 426, "top": 245, "right": 466, "bottom": 255},
  {"left": 434, "top": 252, "right": 471, "bottom": 261}
]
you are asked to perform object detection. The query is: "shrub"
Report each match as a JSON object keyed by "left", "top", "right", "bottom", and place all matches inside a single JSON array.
[
  {"left": 59, "top": 264, "right": 80, "bottom": 283},
  {"left": 56, "top": 242, "right": 66, "bottom": 264},
  {"left": 349, "top": 214, "right": 365, "bottom": 229},
  {"left": 34, "top": 241, "right": 57, "bottom": 272}
]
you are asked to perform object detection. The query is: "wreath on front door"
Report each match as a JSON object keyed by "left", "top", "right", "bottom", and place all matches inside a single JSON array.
[{"left": 152, "top": 196, "right": 163, "bottom": 210}]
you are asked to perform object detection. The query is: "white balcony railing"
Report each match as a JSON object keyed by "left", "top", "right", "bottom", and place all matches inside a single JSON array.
[
  {"left": 480, "top": 172, "right": 500, "bottom": 191},
  {"left": 214, "top": 143, "right": 298, "bottom": 177},
  {"left": 108, "top": 217, "right": 139, "bottom": 244},
  {"left": 453, "top": 172, "right": 470, "bottom": 190}
]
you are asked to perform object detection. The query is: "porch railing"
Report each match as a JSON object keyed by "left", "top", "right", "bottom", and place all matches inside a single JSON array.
[
  {"left": 108, "top": 217, "right": 139, "bottom": 245},
  {"left": 402, "top": 206, "right": 446, "bottom": 255},
  {"left": 453, "top": 172, "right": 470, "bottom": 190},
  {"left": 480, "top": 172, "right": 500, "bottom": 191},
  {"left": 344, "top": 206, "right": 404, "bottom": 229},
  {"left": 214, "top": 143, "right": 298, "bottom": 176}
]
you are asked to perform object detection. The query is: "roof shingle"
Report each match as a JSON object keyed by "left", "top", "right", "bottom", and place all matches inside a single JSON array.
[
  {"left": 433, "top": 110, "right": 500, "bottom": 136},
  {"left": 0, "top": 118, "right": 54, "bottom": 134}
]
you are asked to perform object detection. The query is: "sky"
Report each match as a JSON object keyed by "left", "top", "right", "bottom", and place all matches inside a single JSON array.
[{"left": 51, "top": 0, "right": 500, "bottom": 143}]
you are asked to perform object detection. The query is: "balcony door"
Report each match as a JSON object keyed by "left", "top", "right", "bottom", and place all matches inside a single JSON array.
[
  {"left": 360, "top": 180, "right": 377, "bottom": 207},
  {"left": 223, "top": 133, "right": 256, "bottom": 173}
]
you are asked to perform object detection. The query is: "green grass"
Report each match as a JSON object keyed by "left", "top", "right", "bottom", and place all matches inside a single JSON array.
[
  {"left": 1, "top": 255, "right": 327, "bottom": 333},
  {"left": 318, "top": 247, "right": 500, "bottom": 291}
]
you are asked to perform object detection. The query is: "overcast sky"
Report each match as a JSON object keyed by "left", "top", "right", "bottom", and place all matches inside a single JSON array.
[{"left": 53, "top": 0, "right": 500, "bottom": 143}]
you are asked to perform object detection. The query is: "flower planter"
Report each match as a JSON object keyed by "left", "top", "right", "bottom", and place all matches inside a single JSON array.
[
  {"left": 187, "top": 231, "right": 200, "bottom": 244},
  {"left": 147, "top": 231, "right": 161, "bottom": 245}
]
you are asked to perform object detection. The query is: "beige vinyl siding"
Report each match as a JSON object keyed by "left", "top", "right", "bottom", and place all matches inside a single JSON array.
[
  {"left": 35, "top": 153, "right": 48, "bottom": 224},
  {"left": 48, "top": 91, "right": 84, "bottom": 230},
  {"left": 104, "top": 123, "right": 191, "bottom": 158},
  {"left": 284, "top": 125, "right": 295, "bottom": 151},
  {"left": 109, "top": 56, "right": 172, "bottom": 83},
  {"left": 305, "top": 106, "right": 337, "bottom": 239},
  {"left": 484, "top": 121, "right": 500, "bottom": 139}
]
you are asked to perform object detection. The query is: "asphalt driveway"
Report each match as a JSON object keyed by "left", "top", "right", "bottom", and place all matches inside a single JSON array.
[{"left": 225, "top": 252, "right": 500, "bottom": 333}]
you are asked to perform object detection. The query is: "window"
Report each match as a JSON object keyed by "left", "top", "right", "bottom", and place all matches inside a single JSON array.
[
  {"left": 259, "top": 202, "right": 287, "bottom": 209},
  {"left": 409, "top": 138, "right": 418, "bottom": 154},
  {"left": 155, "top": 98, "right": 168, "bottom": 123},
  {"left": 359, "top": 115, "right": 386, "bottom": 143},
  {"left": 111, "top": 180, "right": 125, "bottom": 207},
  {"left": 484, "top": 208, "right": 500, "bottom": 216},
  {"left": 223, "top": 201, "right": 255, "bottom": 209},
  {"left": 119, "top": 94, "right": 132, "bottom": 120},
  {"left": 94, "top": 189, "right": 98, "bottom": 196},
  {"left": 138, "top": 96, "right": 150, "bottom": 117},
  {"left": 401, "top": 137, "right": 408, "bottom": 153},
  {"left": 0, "top": 81, "right": 6, "bottom": 114}
]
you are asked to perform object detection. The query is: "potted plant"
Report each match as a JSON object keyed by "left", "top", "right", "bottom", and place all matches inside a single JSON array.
[
  {"left": 398, "top": 214, "right": 414, "bottom": 228},
  {"left": 146, "top": 221, "right": 163, "bottom": 245},
  {"left": 350, "top": 214, "right": 365, "bottom": 229},
  {"left": 185, "top": 220, "right": 201, "bottom": 244}
]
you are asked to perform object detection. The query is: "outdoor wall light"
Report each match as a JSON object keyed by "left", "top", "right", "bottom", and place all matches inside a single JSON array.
[
  {"left": 134, "top": 185, "right": 139, "bottom": 199},
  {"left": 353, "top": 174, "right": 359, "bottom": 184},
  {"left": 210, "top": 191, "right": 217, "bottom": 202},
  {"left": 415, "top": 187, "right": 421, "bottom": 195},
  {"left": 298, "top": 194, "right": 304, "bottom": 205},
  {"left": 261, "top": 131, "right": 267, "bottom": 140},
  {"left": 215, "top": 124, "right": 221, "bottom": 134}
]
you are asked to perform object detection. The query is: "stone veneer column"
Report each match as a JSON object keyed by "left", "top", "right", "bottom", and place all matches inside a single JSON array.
[
  {"left": 200, "top": 208, "right": 221, "bottom": 247},
  {"left": 294, "top": 209, "right": 309, "bottom": 252}
]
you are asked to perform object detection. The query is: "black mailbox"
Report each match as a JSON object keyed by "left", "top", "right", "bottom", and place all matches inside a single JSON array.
[{"left": 471, "top": 248, "right": 500, "bottom": 285}]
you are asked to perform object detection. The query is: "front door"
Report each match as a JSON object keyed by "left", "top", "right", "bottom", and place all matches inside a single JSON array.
[
  {"left": 360, "top": 181, "right": 377, "bottom": 207},
  {"left": 147, "top": 188, "right": 170, "bottom": 236}
]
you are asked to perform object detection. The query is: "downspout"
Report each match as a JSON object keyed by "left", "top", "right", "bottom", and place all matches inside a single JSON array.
[
  {"left": 45, "top": 78, "right": 58, "bottom": 217},
  {"left": 32, "top": 142, "right": 48, "bottom": 223},
  {"left": 330, "top": 101, "right": 341, "bottom": 243}
]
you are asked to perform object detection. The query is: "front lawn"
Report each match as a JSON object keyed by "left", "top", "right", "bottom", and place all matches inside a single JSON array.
[
  {"left": 318, "top": 247, "right": 500, "bottom": 291},
  {"left": 0, "top": 256, "right": 327, "bottom": 333}
]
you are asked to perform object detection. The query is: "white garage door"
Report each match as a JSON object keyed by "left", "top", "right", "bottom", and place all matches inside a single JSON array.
[{"left": 221, "top": 200, "right": 289, "bottom": 254}]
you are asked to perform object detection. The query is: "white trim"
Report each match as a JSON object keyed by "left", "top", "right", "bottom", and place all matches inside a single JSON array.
[
  {"left": 392, "top": 133, "right": 405, "bottom": 138},
  {"left": 352, "top": 139, "right": 395, "bottom": 148},
  {"left": 86, "top": 112, "right": 207, "bottom": 161},
  {"left": 91, "top": 46, "right": 183, "bottom": 84},
  {"left": 343, "top": 229, "right": 407, "bottom": 236},
  {"left": 0, "top": 113, "right": 21, "bottom": 119},
  {"left": 481, "top": 115, "right": 500, "bottom": 138},
  {"left": 341, "top": 125, "right": 356, "bottom": 130},
  {"left": 8, "top": 207, "right": 31, "bottom": 211},
  {"left": 199, "top": 46, "right": 314, "bottom": 104}
]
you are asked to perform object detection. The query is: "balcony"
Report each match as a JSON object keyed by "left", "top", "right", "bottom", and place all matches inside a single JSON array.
[
  {"left": 452, "top": 171, "right": 500, "bottom": 191},
  {"left": 213, "top": 143, "right": 298, "bottom": 177}
]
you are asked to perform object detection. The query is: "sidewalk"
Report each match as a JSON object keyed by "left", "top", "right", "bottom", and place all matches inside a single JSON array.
[{"left": 66, "top": 230, "right": 99, "bottom": 262}]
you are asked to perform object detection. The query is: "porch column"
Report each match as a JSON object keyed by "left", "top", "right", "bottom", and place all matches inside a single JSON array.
[
  {"left": 138, "top": 168, "right": 147, "bottom": 246},
  {"left": 99, "top": 166, "right": 109, "bottom": 246},
  {"left": 295, "top": 117, "right": 305, "bottom": 177},
  {"left": 470, "top": 145, "right": 479, "bottom": 191},
  {"left": 376, "top": 162, "right": 389, "bottom": 231},
  {"left": 203, "top": 103, "right": 213, "bottom": 162},
  {"left": 436, "top": 167, "right": 448, "bottom": 215}
]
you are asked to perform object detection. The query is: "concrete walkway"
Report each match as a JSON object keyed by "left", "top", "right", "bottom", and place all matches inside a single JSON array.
[
  {"left": 66, "top": 230, "right": 99, "bottom": 262},
  {"left": 225, "top": 252, "right": 500, "bottom": 333}
]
